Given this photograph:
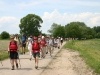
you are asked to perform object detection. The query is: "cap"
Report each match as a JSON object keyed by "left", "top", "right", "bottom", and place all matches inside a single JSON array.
[
  {"left": 10, "top": 35, "right": 14, "bottom": 39},
  {"left": 42, "top": 36, "right": 44, "bottom": 39},
  {"left": 33, "top": 36, "right": 38, "bottom": 40}
]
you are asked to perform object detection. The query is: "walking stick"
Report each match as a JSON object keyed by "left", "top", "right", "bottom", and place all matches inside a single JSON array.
[
  {"left": 17, "top": 51, "right": 21, "bottom": 68},
  {"left": 0, "top": 59, "right": 3, "bottom": 66},
  {"left": 0, "top": 53, "right": 3, "bottom": 66}
]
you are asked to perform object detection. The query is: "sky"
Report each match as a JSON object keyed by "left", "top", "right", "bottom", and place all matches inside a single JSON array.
[{"left": 0, "top": 0, "right": 100, "bottom": 34}]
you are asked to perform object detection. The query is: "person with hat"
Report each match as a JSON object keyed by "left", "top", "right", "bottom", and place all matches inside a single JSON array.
[
  {"left": 27, "top": 35, "right": 33, "bottom": 60},
  {"left": 40, "top": 36, "right": 46, "bottom": 58},
  {"left": 8, "top": 35, "right": 19, "bottom": 70},
  {"left": 32, "top": 36, "right": 40, "bottom": 69}
]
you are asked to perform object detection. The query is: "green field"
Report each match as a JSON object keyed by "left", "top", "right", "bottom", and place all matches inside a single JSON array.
[
  {"left": 0, "top": 40, "right": 28, "bottom": 60},
  {"left": 0, "top": 40, "right": 10, "bottom": 60},
  {"left": 64, "top": 39, "right": 100, "bottom": 74}
]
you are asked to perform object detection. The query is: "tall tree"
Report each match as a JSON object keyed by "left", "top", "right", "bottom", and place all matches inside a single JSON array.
[
  {"left": 53, "top": 25, "right": 65, "bottom": 38},
  {"left": 19, "top": 14, "right": 43, "bottom": 36},
  {"left": 48, "top": 23, "right": 60, "bottom": 35},
  {"left": 65, "top": 22, "right": 81, "bottom": 39}
]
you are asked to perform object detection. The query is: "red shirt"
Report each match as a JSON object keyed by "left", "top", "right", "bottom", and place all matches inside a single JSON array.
[{"left": 32, "top": 42, "right": 40, "bottom": 53}]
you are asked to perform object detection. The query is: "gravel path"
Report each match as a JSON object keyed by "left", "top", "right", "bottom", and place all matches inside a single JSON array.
[
  {"left": 41, "top": 49, "right": 97, "bottom": 75},
  {"left": 0, "top": 42, "right": 65, "bottom": 75}
]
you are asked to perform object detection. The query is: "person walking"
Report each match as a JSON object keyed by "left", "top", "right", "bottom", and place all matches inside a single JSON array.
[
  {"left": 61, "top": 37, "right": 63, "bottom": 45},
  {"left": 57, "top": 37, "right": 61, "bottom": 49},
  {"left": 45, "top": 36, "right": 49, "bottom": 54},
  {"left": 14, "top": 34, "right": 21, "bottom": 58},
  {"left": 48, "top": 36, "right": 54, "bottom": 57},
  {"left": 8, "top": 35, "right": 19, "bottom": 70},
  {"left": 21, "top": 34, "right": 27, "bottom": 54},
  {"left": 27, "top": 35, "right": 33, "bottom": 60},
  {"left": 32, "top": 36, "right": 40, "bottom": 69},
  {"left": 40, "top": 36, "right": 46, "bottom": 58}
]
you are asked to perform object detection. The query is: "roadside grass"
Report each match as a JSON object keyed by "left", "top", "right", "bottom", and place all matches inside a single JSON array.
[
  {"left": 0, "top": 40, "right": 28, "bottom": 60},
  {"left": 64, "top": 39, "right": 100, "bottom": 74}
]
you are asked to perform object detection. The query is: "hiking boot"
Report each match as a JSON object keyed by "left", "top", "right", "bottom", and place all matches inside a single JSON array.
[
  {"left": 35, "top": 66, "right": 38, "bottom": 69},
  {"left": 43, "top": 56, "right": 45, "bottom": 58},
  {"left": 29, "top": 58, "right": 32, "bottom": 61},
  {"left": 11, "top": 65, "right": 14, "bottom": 70},
  {"left": 16, "top": 63, "right": 18, "bottom": 69},
  {"left": 46, "top": 52, "right": 48, "bottom": 54},
  {"left": 24, "top": 52, "right": 25, "bottom": 54}
]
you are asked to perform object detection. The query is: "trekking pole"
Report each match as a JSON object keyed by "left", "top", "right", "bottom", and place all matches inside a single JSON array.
[
  {"left": 17, "top": 51, "right": 21, "bottom": 68},
  {"left": 0, "top": 59, "right": 3, "bottom": 66},
  {"left": 0, "top": 53, "right": 3, "bottom": 66}
]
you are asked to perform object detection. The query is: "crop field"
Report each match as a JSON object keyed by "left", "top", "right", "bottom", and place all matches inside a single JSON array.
[{"left": 0, "top": 40, "right": 10, "bottom": 51}]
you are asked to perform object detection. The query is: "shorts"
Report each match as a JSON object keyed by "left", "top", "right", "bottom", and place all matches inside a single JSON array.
[
  {"left": 48, "top": 45, "right": 54, "bottom": 51},
  {"left": 61, "top": 40, "right": 63, "bottom": 43},
  {"left": 32, "top": 52, "right": 40, "bottom": 58},
  {"left": 10, "top": 52, "right": 18, "bottom": 59},
  {"left": 22, "top": 43, "right": 26, "bottom": 48}
]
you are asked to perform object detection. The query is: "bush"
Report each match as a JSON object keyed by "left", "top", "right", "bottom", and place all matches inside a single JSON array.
[{"left": 1, "top": 31, "right": 10, "bottom": 39}]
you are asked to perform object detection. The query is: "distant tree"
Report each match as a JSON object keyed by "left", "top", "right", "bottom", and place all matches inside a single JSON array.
[
  {"left": 53, "top": 25, "right": 65, "bottom": 38},
  {"left": 85, "top": 27, "right": 96, "bottom": 39},
  {"left": 19, "top": 14, "right": 43, "bottom": 36},
  {"left": 93, "top": 26, "right": 100, "bottom": 33},
  {"left": 93, "top": 26, "right": 100, "bottom": 38},
  {"left": 48, "top": 23, "right": 60, "bottom": 35},
  {"left": 65, "top": 22, "right": 81, "bottom": 39},
  {"left": 95, "top": 32, "right": 100, "bottom": 38},
  {"left": 1, "top": 31, "right": 10, "bottom": 39}
]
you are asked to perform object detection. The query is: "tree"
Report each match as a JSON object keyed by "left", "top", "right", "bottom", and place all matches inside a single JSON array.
[
  {"left": 1, "top": 31, "right": 10, "bottom": 39},
  {"left": 93, "top": 26, "right": 100, "bottom": 33},
  {"left": 19, "top": 14, "right": 43, "bottom": 36},
  {"left": 53, "top": 25, "right": 65, "bottom": 38},
  {"left": 65, "top": 22, "right": 81, "bottom": 39},
  {"left": 48, "top": 23, "right": 60, "bottom": 35}
]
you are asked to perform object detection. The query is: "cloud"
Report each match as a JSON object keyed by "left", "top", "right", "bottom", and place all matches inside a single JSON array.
[
  {"left": 0, "top": 10, "right": 100, "bottom": 34},
  {"left": 0, "top": 16, "right": 20, "bottom": 34},
  {"left": 18, "top": 0, "right": 50, "bottom": 8},
  {"left": 41, "top": 10, "right": 100, "bottom": 33}
]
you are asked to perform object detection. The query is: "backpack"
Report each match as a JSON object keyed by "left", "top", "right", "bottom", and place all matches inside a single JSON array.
[
  {"left": 22, "top": 36, "right": 27, "bottom": 42},
  {"left": 40, "top": 40, "right": 46, "bottom": 46},
  {"left": 32, "top": 42, "right": 40, "bottom": 50},
  {"left": 9, "top": 41, "right": 18, "bottom": 51}
]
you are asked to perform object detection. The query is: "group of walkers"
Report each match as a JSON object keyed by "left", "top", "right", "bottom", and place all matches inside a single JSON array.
[{"left": 8, "top": 34, "right": 63, "bottom": 70}]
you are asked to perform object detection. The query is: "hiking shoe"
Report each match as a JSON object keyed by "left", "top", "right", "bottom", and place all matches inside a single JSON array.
[
  {"left": 43, "top": 56, "right": 45, "bottom": 58},
  {"left": 24, "top": 52, "right": 25, "bottom": 54},
  {"left": 35, "top": 66, "right": 38, "bottom": 69},
  {"left": 11, "top": 65, "right": 14, "bottom": 70},
  {"left": 46, "top": 52, "right": 48, "bottom": 54},
  {"left": 16, "top": 63, "right": 18, "bottom": 69},
  {"left": 41, "top": 55, "right": 43, "bottom": 58},
  {"left": 29, "top": 58, "right": 32, "bottom": 61}
]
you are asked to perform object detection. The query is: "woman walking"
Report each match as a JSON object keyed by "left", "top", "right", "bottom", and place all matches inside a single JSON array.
[
  {"left": 8, "top": 35, "right": 19, "bottom": 70},
  {"left": 32, "top": 36, "right": 40, "bottom": 69}
]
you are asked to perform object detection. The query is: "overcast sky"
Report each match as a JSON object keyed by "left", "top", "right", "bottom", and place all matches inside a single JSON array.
[{"left": 0, "top": 0, "right": 100, "bottom": 34}]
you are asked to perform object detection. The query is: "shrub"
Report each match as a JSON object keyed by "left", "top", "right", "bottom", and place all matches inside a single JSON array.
[{"left": 1, "top": 31, "right": 10, "bottom": 39}]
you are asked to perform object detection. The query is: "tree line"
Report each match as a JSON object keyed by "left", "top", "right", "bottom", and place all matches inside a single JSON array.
[
  {"left": 48, "top": 22, "right": 100, "bottom": 39},
  {"left": 0, "top": 14, "right": 100, "bottom": 39}
]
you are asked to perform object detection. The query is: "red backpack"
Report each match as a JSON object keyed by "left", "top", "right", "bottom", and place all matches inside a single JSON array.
[
  {"left": 32, "top": 42, "right": 40, "bottom": 50},
  {"left": 9, "top": 41, "right": 18, "bottom": 52},
  {"left": 40, "top": 40, "right": 46, "bottom": 46}
]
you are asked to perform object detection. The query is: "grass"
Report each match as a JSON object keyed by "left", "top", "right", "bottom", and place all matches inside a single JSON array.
[
  {"left": 0, "top": 40, "right": 10, "bottom": 60},
  {"left": 0, "top": 40, "right": 28, "bottom": 60},
  {"left": 64, "top": 39, "right": 100, "bottom": 74}
]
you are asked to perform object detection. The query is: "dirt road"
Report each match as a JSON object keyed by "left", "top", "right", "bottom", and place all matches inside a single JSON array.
[
  {"left": 0, "top": 42, "right": 65, "bottom": 75},
  {"left": 0, "top": 42, "right": 97, "bottom": 75},
  {"left": 41, "top": 49, "right": 97, "bottom": 75}
]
